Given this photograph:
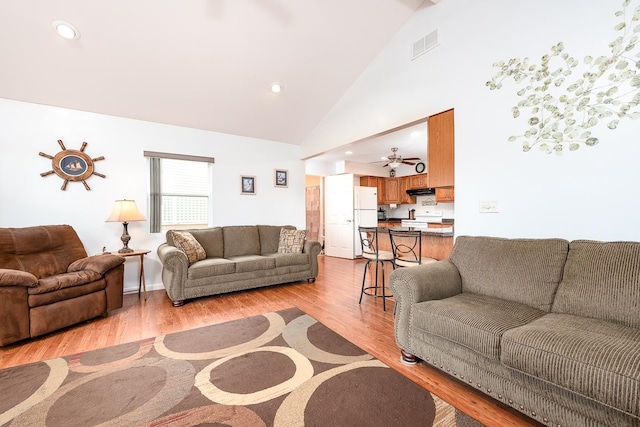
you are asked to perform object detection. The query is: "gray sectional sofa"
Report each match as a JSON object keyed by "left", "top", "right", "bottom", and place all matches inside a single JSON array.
[
  {"left": 390, "top": 235, "right": 640, "bottom": 427},
  {"left": 157, "top": 225, "right": 321, "bottom": 306}
]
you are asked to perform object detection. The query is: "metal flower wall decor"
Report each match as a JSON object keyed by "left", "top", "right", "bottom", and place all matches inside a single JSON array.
[{"left": 487, "top": 0, "right": 640, "bottom": 154}]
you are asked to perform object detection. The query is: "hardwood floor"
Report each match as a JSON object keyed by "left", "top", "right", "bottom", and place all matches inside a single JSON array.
[{"left": 0, "top": 255, "right": 541, "bottom": 427}]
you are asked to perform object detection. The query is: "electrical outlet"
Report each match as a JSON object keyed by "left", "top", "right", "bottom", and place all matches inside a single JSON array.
[{"left": 479, "top": 200, "right": 499, "bottom": 213}]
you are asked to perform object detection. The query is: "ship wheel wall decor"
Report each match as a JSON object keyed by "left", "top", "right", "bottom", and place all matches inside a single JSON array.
[{"left": 39, "top": 140, "right": 106, "bottom": 190}]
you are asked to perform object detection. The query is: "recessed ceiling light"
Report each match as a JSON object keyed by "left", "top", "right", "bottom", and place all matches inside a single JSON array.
[
  {"left": 52, "top": 20, "right": 80, "bottom": 40},
  {"left": 345, "top": 151, "right": 353, "bottom": 155},
  {"left": 271, "top": 82, "right": 282, "bottom": 93}
]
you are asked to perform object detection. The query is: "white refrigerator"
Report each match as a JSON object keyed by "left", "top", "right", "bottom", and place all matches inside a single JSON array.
[{"left": 353, "top": 186, "right": 378, "bottom": 257}]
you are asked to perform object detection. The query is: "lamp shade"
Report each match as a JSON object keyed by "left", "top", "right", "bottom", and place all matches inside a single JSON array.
[
  {"left": 388, "top": 161, "right": 402, "bottom": 169},
  {"left": 106, "top": 200, "right": 146, "bottom": 223}
]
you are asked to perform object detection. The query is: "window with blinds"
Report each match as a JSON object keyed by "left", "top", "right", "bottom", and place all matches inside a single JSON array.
[
  {"left": 161, "top": 159, "right": 210, "bottom": 229},
  {"left": 144, "top": 151, "right": 214, "bottom": 233}
]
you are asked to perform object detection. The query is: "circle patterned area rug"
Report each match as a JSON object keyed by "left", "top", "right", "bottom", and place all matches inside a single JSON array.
[{"left": 0, "top": 307, "right": 483, "bottom": 426}]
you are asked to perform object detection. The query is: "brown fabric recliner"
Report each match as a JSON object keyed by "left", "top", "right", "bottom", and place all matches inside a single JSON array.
[{"left": 0, "top": 224, "right": 125, "bottom": 346}]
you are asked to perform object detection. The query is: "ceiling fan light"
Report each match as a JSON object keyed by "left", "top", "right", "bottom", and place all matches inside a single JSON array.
[{"left": 388, "top": 161, "right": 402, "bottom": 168}]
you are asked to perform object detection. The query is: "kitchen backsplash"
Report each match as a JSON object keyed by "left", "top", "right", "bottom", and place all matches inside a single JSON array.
[{"left": 384, "top": 196, "right": 454, "bottom": 219}]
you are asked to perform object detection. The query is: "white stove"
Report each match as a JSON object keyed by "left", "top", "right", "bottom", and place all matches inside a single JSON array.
[{"left": 401, "top": 211, "right": 444, "bottom": 228}]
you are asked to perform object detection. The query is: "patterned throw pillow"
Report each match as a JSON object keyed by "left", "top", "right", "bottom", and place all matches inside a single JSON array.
[
  {"left": 277, "top": 228, "right": 307, "bottom": 254},
  {"left": 168, "top": 231, "right": 207, "bottom": 264}
]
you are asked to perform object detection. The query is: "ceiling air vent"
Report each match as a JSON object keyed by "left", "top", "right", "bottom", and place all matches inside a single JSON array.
[{"left": 411, "top": 29, "right": 439, "bottom": 60}]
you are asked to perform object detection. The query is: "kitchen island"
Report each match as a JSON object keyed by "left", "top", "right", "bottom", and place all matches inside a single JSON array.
[{"left": 375, "top": 220, "right": 454, "bottom": 260}]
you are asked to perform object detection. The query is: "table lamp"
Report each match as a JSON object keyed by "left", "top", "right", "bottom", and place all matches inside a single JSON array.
[{"left": 106, "top": 199, "right": 146, "bottom": 253}]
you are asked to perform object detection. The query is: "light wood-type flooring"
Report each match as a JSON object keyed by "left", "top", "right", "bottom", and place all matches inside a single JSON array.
[{"left": 0, "top": 255, "right": 542, "bottom": 427}]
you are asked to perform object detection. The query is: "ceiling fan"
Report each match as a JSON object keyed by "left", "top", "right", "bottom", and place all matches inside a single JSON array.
[{"left": 382, "top": 147, "right": 420, "bottom": 168}]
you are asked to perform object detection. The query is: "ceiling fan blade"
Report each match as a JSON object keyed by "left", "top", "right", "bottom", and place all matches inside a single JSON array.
[
  {"left": 382, "top": 164, "right": 389, "bottom": 167},
  {"left": 402, "top": 161, "right": 416, "bottom": 165},
  {"left": 403, "top": 157, "right": 421, "bottom": 161}
]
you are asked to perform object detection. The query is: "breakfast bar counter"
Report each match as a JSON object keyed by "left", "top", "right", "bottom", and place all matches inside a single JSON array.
[{"left": 375, "top": 221, "right": 454, "bottom": 260}]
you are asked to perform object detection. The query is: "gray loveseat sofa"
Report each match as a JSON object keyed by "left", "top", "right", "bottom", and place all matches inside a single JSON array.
[
  {"left": 157, "top": 225, "right": 321, "bottom": 306},
  {"left": 390, "top": 235, "right": 639, "bottom": 427}
]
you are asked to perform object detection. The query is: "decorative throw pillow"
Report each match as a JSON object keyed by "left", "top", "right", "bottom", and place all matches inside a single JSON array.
[
  {"left": 277, "top": 228, "right": 307, "bottom": 254},
  {"left": 168, "top": 231, "right": 207, "bottom": 264}
]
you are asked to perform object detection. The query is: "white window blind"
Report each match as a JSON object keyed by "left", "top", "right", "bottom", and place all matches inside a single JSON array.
[{"left": 144, "top": 151, "right": 214, "bottom": 233}]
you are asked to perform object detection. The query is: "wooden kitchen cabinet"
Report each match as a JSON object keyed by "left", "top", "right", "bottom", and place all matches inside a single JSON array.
[
  {"left": 436, "top": 188, "right": 455, "bottom": 202},
  {"left": 409, "top": 173, "right": 429, "bottom": 189},
  {"left": 361, "top": 175, "right": 430, "bottom": 204},
  {"left": 384, "top": 178, "right": 402, "bottom": 204},
  {"left": 359, "top": 176, "right": 377, "bottom": 187},
  {"left": 428, "top": 109, "right": 455, "bottom": 188},
  {"left": 401, "top": 176, "right": 416, "bottom": 204},
  {"left": 376, "top": 178, "right": 385, "bottom": 204}
]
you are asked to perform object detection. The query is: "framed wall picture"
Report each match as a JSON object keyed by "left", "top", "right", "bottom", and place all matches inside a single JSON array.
[
  {"left": 274, "top": 169, "right": 288, "bottom": 188},
  {"left": 241, "top": 175, "right": 256, "bottom": 194}
]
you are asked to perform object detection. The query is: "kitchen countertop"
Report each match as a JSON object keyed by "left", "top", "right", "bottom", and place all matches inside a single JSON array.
[
  {"left": 379, "top": 218, "right": 454, "bottom": 224},
  {"left": 375, "top": 225, "right": 454, "bottom": 237}
]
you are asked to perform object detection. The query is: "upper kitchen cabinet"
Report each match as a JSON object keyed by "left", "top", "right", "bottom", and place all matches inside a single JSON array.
[
  {"left": 401, "top": 176, "right": 416, "bottom": 204},
  {"left": 435, "top": 188, "right": 455, "bottom": 202},
  {"left": 408, "top": 173, "right": 429, "bottom": 189},
  {"left": 360, "top": 176, "right": 377, "bottom": 187},
  {"left": 384, "top": 178, "right": 402, "bottom": 204},
  {"left": 428, "top": 109, "right": 455, "bottom": 188}
]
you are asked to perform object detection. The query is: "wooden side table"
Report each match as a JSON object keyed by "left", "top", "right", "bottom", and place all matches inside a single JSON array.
[{"left": 114, "top": 249, "right": 151, "bottom": 300}]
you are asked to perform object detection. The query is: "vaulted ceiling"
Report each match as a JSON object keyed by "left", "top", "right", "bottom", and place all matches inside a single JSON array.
[{"left": 0, "top": 0, "right": 429, "bottom": 145}]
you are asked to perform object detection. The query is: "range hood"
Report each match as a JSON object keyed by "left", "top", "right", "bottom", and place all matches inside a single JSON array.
[{"left": 406, "top": 188, "right": 435, "bottom": 196}]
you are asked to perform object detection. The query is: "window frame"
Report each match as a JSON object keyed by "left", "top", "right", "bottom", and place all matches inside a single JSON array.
[{"left": 144, "top": 151, "right": 215, "bottom": 233}]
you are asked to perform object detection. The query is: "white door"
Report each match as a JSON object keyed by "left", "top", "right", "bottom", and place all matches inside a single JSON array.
[{"left": 325, "top": 174, "right": 355, "bottom": 259}]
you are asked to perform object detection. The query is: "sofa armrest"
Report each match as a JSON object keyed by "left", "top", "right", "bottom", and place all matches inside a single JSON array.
[
  {"left": 68, "top": 254, "right": 125, "bottom": 275},
  {"left": 157, "top": 243, "right": 189, "bottom": 302},
  {"left": 389, "top": 260, "right": 462, "bottom": 351},
  {"left": 303, "top": 240, "right": 322, "bottom": 279},
  {"left": 0, "top": 269, "right": 38, "bottom": 287},
  {"left": 158, "top": 243, "right": 189, "bottom": 267},
  {"left": 303, "top": 240, "right": 322, "bottom": 255}
]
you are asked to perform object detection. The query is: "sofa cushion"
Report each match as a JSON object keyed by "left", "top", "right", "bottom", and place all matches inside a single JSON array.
[
  {"left": 228, "top": 255, "right": 276, "bottom": 273},
  {"left": 265, "top": 253, "right": 310, "bottom": 268},
  {"left": 501, "top": 313, "right": 640, "bottom": 418},
  {"left": 168, "top": 231, "right": 207, "bottom": 264},
  {"left": 28, "top": 279, "right": 106, "bottom": 308},
  {"left": 449, "top": 236, "right": 569, "bottom": 311},
  {"left": 258, "top": 225, "right": 295, "bottom": 254},
  {"left": 413, "top": 293, "right": 546, "bottom": 359},
  {"left": 278, "top": 229, "right": 307, "bottom": 254},
  {"left": 30, "top": 270, "right": 103, "bottom": 294},
  {"left": 188, "top": 227, "right": 224, "bottom": 259},
  {"left": 223, "top": 226, "right": 261, "bottom": 258},
  {"left": 0, "top": 225, "right": 88, "bottom": 279},
  {"left": 552, "top": 240, "right": 640, "bottom": 329},
  {"left": 187, "top": 258, "right": 236, "bottom": 280}
]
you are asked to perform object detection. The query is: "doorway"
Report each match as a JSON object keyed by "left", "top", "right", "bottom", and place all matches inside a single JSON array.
[{"left": 305, "top": 175, "right": 323, "bottom": 248}]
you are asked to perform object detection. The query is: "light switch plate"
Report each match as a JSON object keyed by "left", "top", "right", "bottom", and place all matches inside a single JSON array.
[{"left": 479, "top": 200, "right": 499, "bottom": 213}]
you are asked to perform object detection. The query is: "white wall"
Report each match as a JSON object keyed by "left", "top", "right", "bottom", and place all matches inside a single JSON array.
[
  {"left": 302, "top": 0, "right": 640, "bottom": 242},
  {"left": 0, "top": 98, "right": 306, "bottom": 292}
]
